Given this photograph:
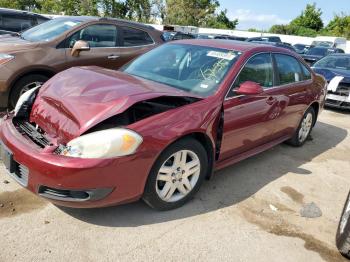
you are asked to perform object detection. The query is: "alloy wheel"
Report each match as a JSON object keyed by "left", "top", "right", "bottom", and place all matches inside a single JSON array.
[
  {"left": 156, "top": 150, "right": 201, "bottom": 203},
  {"left": 298, "top": 112, "right": 313, "bottom": 143},
  {"left": 19, "top": 82, "right": 43, "bottom": 96}
]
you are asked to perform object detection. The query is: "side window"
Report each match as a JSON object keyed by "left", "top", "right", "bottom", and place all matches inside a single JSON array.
[
  {"left": 275, "top": 54, "right": 303, "bottom": 85},
  {"left": 68, "top": 24, "right": 117, "bottom": 48},
  {"left": 122, "top": 27, "right": 153, "bottom": 47},
  {"left": 300, "top": 63, "right": 312, "bottom": 80},
  {"left": 231, "top": 53, "right": 273, "bottom": 94}
]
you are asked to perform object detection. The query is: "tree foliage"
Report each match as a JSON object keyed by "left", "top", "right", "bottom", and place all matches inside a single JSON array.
[
  {"left": 269, "top": 3, "right": 350, "bottom": 39},
  {"left": 326, "top": 13, "right": 350, "bottom": 39},
  {"left": 0, "top": 0, "right": 237, "bottom": 27},
  {"left": 291, "top": 3, "right": 323, "bottom": 31}
]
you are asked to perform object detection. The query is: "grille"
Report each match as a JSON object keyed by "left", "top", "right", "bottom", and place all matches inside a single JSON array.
[
  {"left": 13, "top": 120, "right": 51, "bottom": 148},
  {"left": 7, "top": 163, "right": 29, "bottom": 187},
  {"left": 328, "top": 83, "right": 350, "bottom": 97}
]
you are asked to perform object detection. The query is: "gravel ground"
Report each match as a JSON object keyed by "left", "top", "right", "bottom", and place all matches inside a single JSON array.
[{"left": 0, "top": 109, "right": 350, "bottom": 262}]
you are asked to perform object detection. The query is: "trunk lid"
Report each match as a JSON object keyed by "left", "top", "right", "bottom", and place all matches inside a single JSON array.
[{"left": 30, "top": 66, "right": 195, "bottom": 143}]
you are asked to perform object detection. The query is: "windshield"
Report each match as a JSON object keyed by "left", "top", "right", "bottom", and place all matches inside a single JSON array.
[
  {"left": 311, "top": 41, "right": 333, "bottom": 48},
  {"left": 313, "top": 56, "right": 350, "bottom": 71},
  {"left": 21, "top": 18, "right": 83, "bottom": 42},
  {"left": 122, "top": 44, "right": 241, "bottom": 97},
  {"left": 306, "top": 47, "right": 328, "bottom": 56}
]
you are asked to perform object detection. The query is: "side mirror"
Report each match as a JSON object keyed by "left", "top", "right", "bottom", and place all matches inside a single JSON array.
[
  {"left": 71, "top": 40, "right": 90, "bottom": 57},
  {"left": 236, "top": 81, "right": 264, "bottom": 95}
]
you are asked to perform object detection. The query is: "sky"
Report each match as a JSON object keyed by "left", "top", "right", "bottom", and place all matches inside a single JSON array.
[{"left": 219, "top": 0, "right": 350, "bottom": 30}]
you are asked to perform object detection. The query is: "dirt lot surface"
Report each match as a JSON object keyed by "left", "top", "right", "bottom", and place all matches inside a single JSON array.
[{"left": 0, "top": 109, "right": 350, "bottom": 262}]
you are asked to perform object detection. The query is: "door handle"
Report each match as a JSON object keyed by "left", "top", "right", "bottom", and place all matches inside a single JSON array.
[
  {"left": 266, "top": 96, "right": 276, "bottom": 105},
  {"left": 107, "top": 55, "right": 119, "bottom": 60}
]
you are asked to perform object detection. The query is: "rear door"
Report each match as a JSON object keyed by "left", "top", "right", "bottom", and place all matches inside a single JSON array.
[
  {"left": 220, "top": 53, "right": 283, "bottom": 160},
  {"left": 117, "top": 26, "right": 156, "bottom": 67},
  {"left": 269, "top": 53, "right": 313, "bottom": 137},
  {"left": 64, "top": 23, "right": 121, "bottom": 70}
]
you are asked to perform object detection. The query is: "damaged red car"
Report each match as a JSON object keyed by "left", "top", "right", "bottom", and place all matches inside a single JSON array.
[{"left": 0, "top": 40, "right": 326, "bottom": 210}]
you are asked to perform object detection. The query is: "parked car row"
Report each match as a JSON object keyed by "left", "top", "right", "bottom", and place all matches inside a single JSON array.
[{"left": 0, "top": 16, "right": 164, "bottom": 108}]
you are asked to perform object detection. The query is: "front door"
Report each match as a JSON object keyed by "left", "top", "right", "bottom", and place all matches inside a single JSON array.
[
  {"left": 64, "top": 24, "right": 121, "bottom": 70},
  {"left": 219, "top": 53, "right": 282, "bottom": 160}
]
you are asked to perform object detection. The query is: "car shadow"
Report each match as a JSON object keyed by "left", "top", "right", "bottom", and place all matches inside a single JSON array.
[
  {"left": 59, "top": 121, "right": 348, "bottom": 227},
  {"left": 325, "top": 107, "right": 350, "bottom": 115}
]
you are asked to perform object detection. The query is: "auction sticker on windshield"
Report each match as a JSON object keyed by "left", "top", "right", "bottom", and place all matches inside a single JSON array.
[{"left": 207, "top": 51, "right": 237, "bottom": 60}]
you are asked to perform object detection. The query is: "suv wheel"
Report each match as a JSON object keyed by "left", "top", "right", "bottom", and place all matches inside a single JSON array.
[{"left": 10, "top": 74, "right": 49, "bottom": 108}]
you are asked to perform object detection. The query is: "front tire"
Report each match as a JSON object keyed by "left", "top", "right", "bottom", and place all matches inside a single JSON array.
[
  {"left": 336, "top": 191, "right": 350, "bottom": 258},
  {"left": 287, "top": 107, "right": 315, "bottom": 147},
  {"left": 143, "top": 138, "right": 208, "bottom": 211},
  {"left": 10, "top": 74, "right": 49, "bottom": 108}
]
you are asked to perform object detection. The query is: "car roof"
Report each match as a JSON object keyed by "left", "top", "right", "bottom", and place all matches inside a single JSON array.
[
  {"left": 0, "top": 7, "right": 49, "bottom": 18},
  {"left": 171, "top": 39, "right": 292, "bottom": 53},
  {"left": 59, "top": 16, "right": 157, "bottom": 31}
]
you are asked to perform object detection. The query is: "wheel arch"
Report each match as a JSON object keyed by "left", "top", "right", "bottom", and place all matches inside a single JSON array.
[
  {"left": 8, "top": 67, "right": 56, "bottom": 105},
  {"left": 309, "top": 101, "right": 320, "bottom": 126}
]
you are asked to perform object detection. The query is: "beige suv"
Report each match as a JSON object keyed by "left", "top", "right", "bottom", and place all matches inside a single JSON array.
[{"left": 0, "top": 16, "right": 164, "bottom": 107}]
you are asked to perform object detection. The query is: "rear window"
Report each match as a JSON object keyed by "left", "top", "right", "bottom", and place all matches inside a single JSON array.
[
  {"left": 275, "top": 54, "right": 303, "bottom": 85},
  {"left": 122, "top": 27, "right": 153, "bottom": 47},
  {"left": 306, "top": 47, "right": 328, "bottom": 56}
]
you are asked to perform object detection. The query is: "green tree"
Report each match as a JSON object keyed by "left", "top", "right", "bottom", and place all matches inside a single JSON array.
[
  {"left": 165, "top": 0, "right": 219, "bottom": 27},
  {"left": 151, "top": 0, "right": 166, "bottom": 23},
  {"left": 125, "top": 0, "right": 151, "bottom": 22},
  {"left": 326, "top": 13, "right": 350, "bottom": 39},
  {"left": 99, "top": 0, "right": 127, "bottom": 18},
  {"left": 0, "top": 0, "right": 40, "bottom": 10},
  {"left": 291, "top": 3, "right": 323, "bottom": 32}
]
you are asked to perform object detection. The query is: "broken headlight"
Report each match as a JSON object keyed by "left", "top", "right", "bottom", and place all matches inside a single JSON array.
[{"left": 59, "top": 128, "right": 143, "bottom": 159}]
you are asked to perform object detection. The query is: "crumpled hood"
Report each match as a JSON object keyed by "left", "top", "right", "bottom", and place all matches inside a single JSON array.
[
  {"left": 30, "top": 66, "right": 195, "bottom": 143},
  {"left": 0, "top": 35, "right": 38, "bottom": 52},
  {"left": 312, "top": 67, "right": 350, "bottom": 82}
]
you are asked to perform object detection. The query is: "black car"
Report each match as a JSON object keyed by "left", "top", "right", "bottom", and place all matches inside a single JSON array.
[
  {"left": 302, "top": 46, "right": 344, "bottom": 65},
  {"left": 336, "top": 191, "right": 350, "bottom": 258},
  {"left": 162, "top": 31, "right": 195, "bottom": 41},
  {"left": 213, "top": 34, "right": 247, "bottom": 41},
  {"left": 312, "top": 54, "right": 350, "bottom": 110},
  {"left": 293, "top": 43, "right": 311, "bottom": 54},
  {"left": 250, "top": 41, "right": 296, "bottom": 52},
  {"left": 246, "top": 36, "right": 282, "bottom": 43},
  {"left": 0, "top": 8, "right": 50, "bottom": 35}
]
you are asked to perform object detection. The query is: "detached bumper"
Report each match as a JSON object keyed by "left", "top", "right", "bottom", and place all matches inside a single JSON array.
[
  {"left": 0, "top": 118, "right": 155, "bottom": 208},
  {"left": 325, "top": 94, "right": 350, "bottom": 110}
]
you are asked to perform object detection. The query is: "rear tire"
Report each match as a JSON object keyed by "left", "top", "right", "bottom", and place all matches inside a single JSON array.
[
  {"left": 336, "top": 191, "right": 350, "bottom": 258},
  {"left": 10, "top": 74, "right": 49, "bottom": 108},
  {"left": 143, "top": 138, "right": 208, "bottom": 211},
  {"left": 287, "top": 107, "right": 315, "bottom": 147}
]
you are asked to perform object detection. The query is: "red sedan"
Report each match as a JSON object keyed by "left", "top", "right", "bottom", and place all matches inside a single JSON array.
[{"left": 0, "top": 40, "right": 326, "bottom": 210}]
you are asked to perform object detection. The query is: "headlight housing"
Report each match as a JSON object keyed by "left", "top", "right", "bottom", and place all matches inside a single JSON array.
[
  {"left": 0, "top": 54, "right": 14, "bottom": 65},
  {"left": 60, "top": 128, "right": 143, "bottom": 159},
  {"left": 14, "top": 86, "right": 40, "bottom": 117}
]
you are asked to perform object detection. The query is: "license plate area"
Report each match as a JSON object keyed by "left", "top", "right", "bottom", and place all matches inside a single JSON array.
[
  {"left": 0, "top": 142, "right": 16, "bottom": 173},
  {"left": 0, "top": 141, "right": 29, "bottom": 187}
]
